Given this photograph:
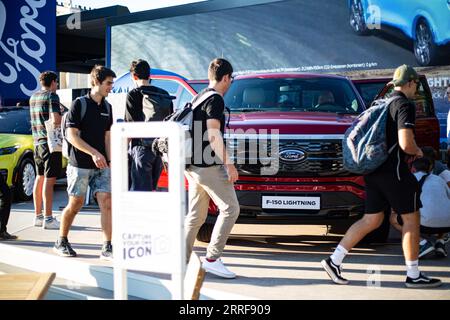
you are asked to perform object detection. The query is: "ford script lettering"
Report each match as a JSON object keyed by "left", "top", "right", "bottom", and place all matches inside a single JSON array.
[
  {"left": 279, "top": 149, "right": 306, "bottom": 162},
  {"left": 0, "top": 0, "right": 47, "bottom": 96}
]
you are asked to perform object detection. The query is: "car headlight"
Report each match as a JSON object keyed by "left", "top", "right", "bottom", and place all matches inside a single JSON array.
[{"left": 0, "top": 146, "right": 19, "bottom": 155}]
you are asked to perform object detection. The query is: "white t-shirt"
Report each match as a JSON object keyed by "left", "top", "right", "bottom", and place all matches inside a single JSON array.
[
  {"left": 415, "top": 171, "right": 450, "bottom": 228},
  {"left": 438, "top": 169, "right": 450, "bottom": 184}
]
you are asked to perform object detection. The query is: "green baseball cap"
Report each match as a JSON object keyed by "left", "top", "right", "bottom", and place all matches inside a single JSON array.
[{"left": 388, "top": 64, "right": 419, "bottom": 86}]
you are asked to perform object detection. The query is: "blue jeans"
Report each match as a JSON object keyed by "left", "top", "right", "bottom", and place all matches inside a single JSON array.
[{"left": 129, "top": 146, "right": 162, "bottom": 191}]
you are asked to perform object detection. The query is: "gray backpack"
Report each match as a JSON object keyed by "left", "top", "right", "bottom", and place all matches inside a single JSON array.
[
  {"left": 152, "top": 90, "right": 220, "bottom": 166},
  {"left": 342, "top": 96, "right": 402, "bottom": 175}
]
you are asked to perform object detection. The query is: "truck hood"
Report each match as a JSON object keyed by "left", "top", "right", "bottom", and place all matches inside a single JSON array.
[{"left": 228, "top": 111, "right": 357, "bottom": 135}]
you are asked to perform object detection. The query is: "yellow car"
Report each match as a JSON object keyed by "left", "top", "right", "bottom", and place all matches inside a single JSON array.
[{"left": 0, "top": 107, "right": 67, "bottom": 201}]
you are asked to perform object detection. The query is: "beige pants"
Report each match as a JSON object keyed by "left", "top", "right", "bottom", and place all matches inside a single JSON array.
[{"left": 184, "top": 165, "right": 240, "bottom": 261}]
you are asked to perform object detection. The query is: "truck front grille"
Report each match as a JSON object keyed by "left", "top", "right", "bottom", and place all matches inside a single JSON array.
[{"left": 227, "top": 137, "right": 346, "bottom": 176}]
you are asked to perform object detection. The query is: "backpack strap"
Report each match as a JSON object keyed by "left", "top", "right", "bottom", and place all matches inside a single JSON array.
[
  {"left": 225, "top": 106, "right": 231, "bottom": 129},
  {"left": 191, "top": 90, "right": 221, "bottom": 110},
  {"left": 76, "top": 96, "right": 88, "bottom": 121},
  {"left": 418, "top": 173, "right": 430, "bottom": 192},
  {"left": 104, "top": 100, "right": 112, "bottom": 125},
  {"left": 385, "top": 95, "right": 403, "bottom": 105},
  {"left": 75, "top": 96, "right": 111, "bottom": 123}
]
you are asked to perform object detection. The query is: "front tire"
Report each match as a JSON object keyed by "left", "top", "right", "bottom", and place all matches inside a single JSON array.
[
  {"left": 414, "top": 19, "right": 439, "bottom": 66},
  {"left": 15, "top": 157, "right": 36, "bottom": 201},
  {"left": 349, "top": 0, "right": 369, "bottom": 35}
]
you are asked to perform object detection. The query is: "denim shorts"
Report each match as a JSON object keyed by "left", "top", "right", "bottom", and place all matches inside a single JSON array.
[{"left": 66, "top": 164, "right": 111, "bottom": 198}]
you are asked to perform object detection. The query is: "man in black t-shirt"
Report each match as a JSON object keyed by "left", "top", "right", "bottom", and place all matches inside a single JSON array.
[
  {"left": 184, "top": 58, "right": 240, "bottom": 279},
  {"left": 322, "top": 65, "right": 441, "bottom": 288},
  {"left": 125, "top": 59, "right": 173, "bottom": 191},
  {"left": 54, "top": 66, "right": 116, "bottom": 261}
]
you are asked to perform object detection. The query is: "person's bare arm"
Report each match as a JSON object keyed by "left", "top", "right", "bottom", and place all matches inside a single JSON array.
[
  {"left": 206, "top": 119, "right": 238, "bottom": 183},
  {"left": 398, "top": 128, "right": 423, "bottom": 157},
  {"left": 67, "top": 127, "right": 108, "bottom": 169}
]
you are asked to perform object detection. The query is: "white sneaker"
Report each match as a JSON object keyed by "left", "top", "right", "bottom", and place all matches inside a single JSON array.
[
  {"left": 34, "top": 215, "right": 44, "bottom": 227},
  {"left": 202, "top": 258, "right": 236, "bottom": 279},
  {"left": 43, "top": 217, "right": 60, "bottom": 230}
]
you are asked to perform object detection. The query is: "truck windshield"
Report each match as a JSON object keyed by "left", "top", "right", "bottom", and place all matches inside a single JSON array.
[{"left": 225, "top": 77, "right": 364, "bottom": 114}]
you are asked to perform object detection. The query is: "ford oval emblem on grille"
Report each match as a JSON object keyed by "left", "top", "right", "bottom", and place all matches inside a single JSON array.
[{"left": 279, "top": 149, "right": 306, "bottom": 162}]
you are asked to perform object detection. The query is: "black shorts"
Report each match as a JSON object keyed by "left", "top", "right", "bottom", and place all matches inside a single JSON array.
[
  {"left": 34, "top": 144, "right": 62, "bottom": 178},
  {"left": 364, "top": 170, "right": 422, "bottom": 215}
]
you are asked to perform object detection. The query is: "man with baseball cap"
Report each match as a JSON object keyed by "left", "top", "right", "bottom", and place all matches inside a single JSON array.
[
  {"left": 388, "top": 64, "right": 419, "bottom": 86},
  {"left": 321, "top": 65, "right": 442, "bottom": 288}
]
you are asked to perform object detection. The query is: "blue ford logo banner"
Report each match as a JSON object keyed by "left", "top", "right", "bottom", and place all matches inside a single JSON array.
[
  {"left": 0, "top": 0, "right": 56, "bottom": 104},
  {"left": 279, "top": 149, "right": 306, "bottom": 162}
]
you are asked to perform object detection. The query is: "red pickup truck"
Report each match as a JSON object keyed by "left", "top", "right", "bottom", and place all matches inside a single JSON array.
[{"left": 157, "top": 72, "right": 439, "bottom": 243}]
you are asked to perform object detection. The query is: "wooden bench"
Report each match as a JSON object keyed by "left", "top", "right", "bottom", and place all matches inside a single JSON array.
[{"left": 0, "top": 273, "right": 56, "bottom": 300}]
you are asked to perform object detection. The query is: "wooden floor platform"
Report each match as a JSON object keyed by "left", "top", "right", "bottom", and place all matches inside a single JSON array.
[{"left": 0, "top": 273, "right": 56, "bottom": 300}]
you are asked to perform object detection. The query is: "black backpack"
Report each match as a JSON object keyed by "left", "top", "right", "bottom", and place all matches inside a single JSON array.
[
  {"left": 140, "top": 86, "right": 175, "bottom": 122},
  {"left": 138, "top": 87, "right": 175, "bottom": 147}
]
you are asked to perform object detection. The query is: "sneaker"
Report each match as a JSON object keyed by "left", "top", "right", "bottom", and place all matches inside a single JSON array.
[
  {"left": 418, "top": 240, "right": 435, "bottom": 259},
  {"left": 43, "top": 217, "right": 60, "bottom": 230},
  {"left": 34, "top": 215, "right": 44, "bottom": 227},
  {"left": 53, "top": 239, "right": 77, "bottom": 257},
  {"left": 405, "top": 272, "right": 442, "bottom": 288},
  {"left": 435, "top": 239, "right": 447, "bottom": 258},
  {"left": 202, "top": 258, "right": 236, "bottom": 279},
  {"left": 0, "top": 231, "right": 18, "bottom": 240},
  {"left": 100, "top": 243, "right": 113, "bottom": 261},
  {"left": 321, "top": 257, "right": 349, "bottom": 285}
]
